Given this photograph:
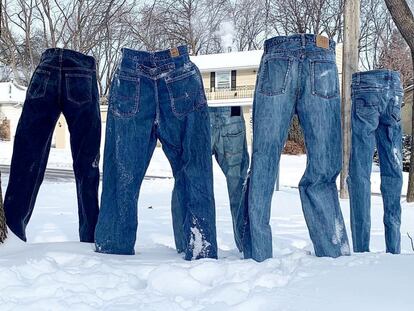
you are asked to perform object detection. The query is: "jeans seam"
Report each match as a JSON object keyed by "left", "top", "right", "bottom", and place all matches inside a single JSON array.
[
  {"left": 310, "top": 60, "right": 339, "bottom": 99},
  {"left": 109, "top": 74, "right": 140, "bottom": 118},
  {"left": 258, "top": 57, "right": 292, "bottom": 96},
  {"left": 65, "top": 73, "right": 93, "bottom": 106},
  {"left": 27, "top": 70, "right": 51, "bottom": 100}
]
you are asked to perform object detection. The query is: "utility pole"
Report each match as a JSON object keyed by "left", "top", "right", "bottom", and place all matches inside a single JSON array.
[{"left": 340, "top": 0, "right": 360, "bottom": 199}]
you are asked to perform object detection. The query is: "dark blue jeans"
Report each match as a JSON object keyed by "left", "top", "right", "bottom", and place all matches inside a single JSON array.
[
  {"left": 348, "top": 70, "right": 403, "bottom": 254},
  {"left": 241, "top": 34, "right": 350, "bottom": 262},
  {"left": 95, "top": 46, "right": 218, "bottom": 260},
  {"left": 4, "top": 48, "right": 101, "bottom": 242},
  {"left": 172, "top": 106, "right": 249, "bottom": 253}
]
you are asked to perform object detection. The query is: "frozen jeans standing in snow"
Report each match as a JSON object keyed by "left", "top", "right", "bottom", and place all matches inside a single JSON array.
[
  {"left": 4, "top": 48, "right": 101, "bottom": 242},
  {"left": 172, "top": 106, "right": 249, "bottom": 253},
  {"left": 241, "top": 34, "right": 350, "bottom": 262},
  {"left": 347, "top": 70, "right": 403, "bottom": 254},
  {"left": 95, "top": 46, "right": 218, "bottom": 260}
]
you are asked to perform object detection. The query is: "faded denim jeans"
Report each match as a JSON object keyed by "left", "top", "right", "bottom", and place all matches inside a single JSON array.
[
  {"left": 348, "top": 69, "right": 403, "bottom": 254},
  {"left": 95, "top": 46, "right": 218, "bottom": 260},
  {"left": 241, "top": 34, "right": 350, "bottom": 262},
  {"left": 172, "top": 106, "right": 249, "bottom": 253},
  {"left": 4, "top": 48, "right": 101, "bottom": 242}
]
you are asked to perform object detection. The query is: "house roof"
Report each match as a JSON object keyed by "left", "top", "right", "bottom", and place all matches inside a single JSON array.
[
  {"left": 0, "top": 81, "right": 27, "bottom": 105},
  {"left": 190, "top": 50, "right": 263, "bottom": 72}
]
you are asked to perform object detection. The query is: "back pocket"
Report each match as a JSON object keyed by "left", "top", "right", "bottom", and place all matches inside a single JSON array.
[
  {"left": 109, "top": 74, "right": 140, "bottom": 118},
  {"left": 221, "top": 122, "right": 246, "bottom": 166},
  {"left": 166, "top": 69, "right": 206, "bottom": 118},
  {"left": 27, "top": 69, "right": 50, "bottom": 99},
  {"left": 66, "top": 73, "right": 92, "bottom": 105},
  {"left": 311, "top": 60, "right": 338, "bottom": 99},
  {"left": 259, "top": 57, "right": 291, "bottom": 96},
  {"left": 391, "top": 93, "right": 403, "bottom": 122}
]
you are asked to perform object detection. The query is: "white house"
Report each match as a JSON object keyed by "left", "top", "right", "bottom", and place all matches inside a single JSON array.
[{"left": 0, "top": 81, "right": 26, "bottom": 140}]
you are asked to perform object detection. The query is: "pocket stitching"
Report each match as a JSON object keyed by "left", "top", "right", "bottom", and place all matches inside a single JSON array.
[
  {"left": 311, "top": 60, "right": 338, "bottom": 99},
  {"left": 109, "top": 74, "right": 140, "bottom": 118},
  {"left": 165, "top": 69, "right": 197, "bottom": 83},
  {"left": 259, "top": 57, "right": 292, "bottom": 96},
  {"left": 66, "top": 73, "right": 92, "bottom": 105},
  {"left": 27, "top": 69, "right": 51, "bottom": 99},
  {"left": 166, "top": 71, "right": 204, "bottom": 118}
]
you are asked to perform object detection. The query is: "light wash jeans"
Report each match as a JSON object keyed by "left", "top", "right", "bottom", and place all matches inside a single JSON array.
[
  {"left": 348, "top": 69, "right": 403, "bottom": 254},
  {"left": 241, "top": 34, "right": 350, "bottom": 262},
  {"left": 172, "top": 106, "right": 249, "bottom": 252}
]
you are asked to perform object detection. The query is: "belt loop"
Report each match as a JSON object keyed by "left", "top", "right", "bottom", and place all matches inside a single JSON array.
[
  {"left": 357, "top": 73, "right": 360, "bottom": 85},
  {"left": 301, "top": 34, "right": 306, "bottom": 47}
]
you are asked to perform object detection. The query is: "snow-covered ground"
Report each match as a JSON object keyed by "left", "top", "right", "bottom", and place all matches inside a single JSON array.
[{"left": 0, "top": 141, "right": 414, "bottom": 310}]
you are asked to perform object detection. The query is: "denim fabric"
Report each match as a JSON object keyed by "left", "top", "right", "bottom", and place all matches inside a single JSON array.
[
  {"left": 172, "top": 106, "right": 249, "bottom": 253},
  {"left": 347, "top": 69, "right": 403, "bottom": 254},
  {"left": 95, "top": 46, "right": 218, "bottom": 260},
  {"left": 241, "top": 34, "right": 350, "bottom": 262},
  {"left": 4, "top": 48, "right": 101, "bottom": 242}
]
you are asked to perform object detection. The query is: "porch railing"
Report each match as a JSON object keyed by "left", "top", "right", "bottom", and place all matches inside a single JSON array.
[{"left": 205, "top": 85, "right": 255, "bottom": 100}]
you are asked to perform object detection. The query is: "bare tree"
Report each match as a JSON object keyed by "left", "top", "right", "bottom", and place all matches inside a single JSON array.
[
  {"left": 231, "top": 0, "right": 266, "bottom": 51},
  {"left": 383, "top": 0, "right": 414, "bottom": 201},
  {"left": 266, "top": 0, "right": 344, "bottom": 42},
  {"left": 359, "top": 0, "right": 394, "bottom": 70},
  {"left": 378, "top": 29, "right": 412, "bottom": 86},
  {"left": 130, "top": 0, "right": 230, "bottom": 55},
  {"left": 91, "top": 5, "right": 134, "bottom": 96},
  {"left": 0, "top": 0, "right": 34, "bottom": 85},
  {"left": 1, "top": 0, "right": 135, "bottom": 93}
]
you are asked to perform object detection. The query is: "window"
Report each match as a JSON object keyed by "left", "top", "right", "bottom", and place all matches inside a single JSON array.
[{"left": 215, "top": 71, "right": 231, "bottom": 90}]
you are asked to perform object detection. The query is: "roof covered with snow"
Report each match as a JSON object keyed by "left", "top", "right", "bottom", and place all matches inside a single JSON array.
[
  {"left": 190, "top": 50, "right": 263, "bottom": 72},
  {"left": 0, "top": 81, "right": 27, "bottom": 104}
]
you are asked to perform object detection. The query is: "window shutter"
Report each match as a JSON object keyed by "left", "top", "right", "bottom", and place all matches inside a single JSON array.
[
  {"left": 210, "top": 72, "right": 215, "bottom": 91},
  {"left": 231, "top": 70, "right": 236, "bottom": 90}
]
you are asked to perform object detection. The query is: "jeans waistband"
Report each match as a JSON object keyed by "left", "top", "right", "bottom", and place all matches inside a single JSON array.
[
  {"left": 352, "top": 69, "right": 401, "bottom": 83},
  {"left": 40, "top": 48, "right": 96, "bottom": 70},
  {"left": 264, "top": 34, "right": 336, "bottom": 53},
  {"left": 119, "top": 46, "right": 190, "bottom": 74},
  {"left": 352, "top": 69, "right": 402, "bottom": 90}
]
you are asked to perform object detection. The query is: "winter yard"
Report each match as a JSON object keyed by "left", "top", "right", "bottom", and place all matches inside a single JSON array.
[{"left": 0, "top": 141, "right": 413, "bottom": 310}]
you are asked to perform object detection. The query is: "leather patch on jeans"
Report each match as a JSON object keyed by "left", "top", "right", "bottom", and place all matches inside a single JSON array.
[
  {"left": 170, "top": 47, "right": 180, "bottom": 57},
  {"left": 316, "top": 35, "right": 329, "bottom": 49},
  {"left": 231, "top": 106, "right": 241, "bottom": 117}
]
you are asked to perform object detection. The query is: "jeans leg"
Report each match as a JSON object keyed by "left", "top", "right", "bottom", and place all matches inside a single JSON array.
[
  {"left": 95, "top": 75, "right": 157, "bottom": 255},
  {"left": 376, "top": 119, "right": 402, "bottom": 254},
  {"left": 170, "top": 171, "right": 186, "bottom": 253},
  {"left": 348, "top": 94, "right": 379, "bottom": 253},
  {"left": 297, "top": 59, "right": 349, "bottom": 257},
  {"left": 159, "top": 106, "right": 217, "bottom": 260},
  {"left": 246, "top": 91, "right": 294, "bottom": 261},
  {"left": 215, "top": 119, "right": 249, "bottom": 251},
  {"left": 4, "top": 76, "right": 60, "bottom": 241},
  {"left": 63, "top": 77, "right": 101, "bottom": 242}
]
